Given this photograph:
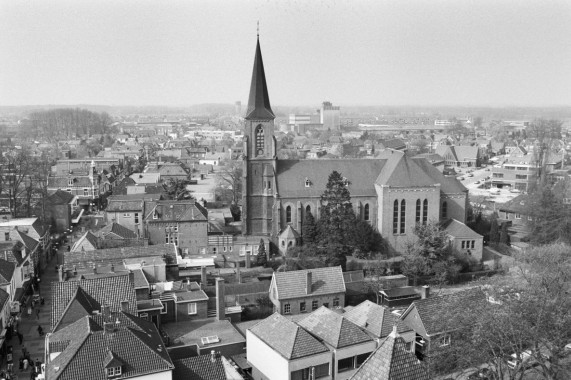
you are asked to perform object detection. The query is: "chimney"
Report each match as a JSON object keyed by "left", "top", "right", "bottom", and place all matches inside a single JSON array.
[
  {"left": 200, "top": 266, "right": 207, "bottom": 288},
  {"left": 421, "top": 285, "right": 430, "bottom": 299},
  {"left": 210, "top": 350, "right": 216, "bottom": 363},
  {"left": 236, "top": 264, "right": 241, "bottom": 284},
  {"left": 306, "top": 271, "right": 312, "bottom": 294},
  {"left": 245, "top": 249, "right": 251, "bottom": 268},
  {"left": 103, "top": 305, "right": 110, "bottom": 318},
  {"left": 215, "top": 278, "right": 225, "bottom": 321}
]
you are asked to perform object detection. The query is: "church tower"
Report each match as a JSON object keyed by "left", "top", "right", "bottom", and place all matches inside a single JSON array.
[{"left": 242, "top": 35, "right": 277, "bottom": 236}]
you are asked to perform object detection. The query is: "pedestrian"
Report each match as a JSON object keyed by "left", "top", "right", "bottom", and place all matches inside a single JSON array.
[
  {"left": 40, "top": 297, "right": 45, "bottom": 306},
  {"left": 23, "top": 357, "right": 29, "bottom": 370},
  {"left": 37, "top": 325, "right": 43, "bottom": 337},
  {"left": 21, "top": 344, "right": 27, "bottom": 357},
  {"left": 17, "top": 332, "right": 23, "bottom": 345},
  {"left": 19, "top": 357, "right": 23, "bottom": 371},
  {"left": 35, "top": 308, "right": 40, "bottom": 319}
]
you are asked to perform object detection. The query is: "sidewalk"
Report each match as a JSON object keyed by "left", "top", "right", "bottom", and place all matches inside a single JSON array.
[{"left": 2, "top": 248, "right": 60, "bottom": 378}]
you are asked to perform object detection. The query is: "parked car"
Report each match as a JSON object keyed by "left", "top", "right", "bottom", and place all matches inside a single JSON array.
[{"left": 468, "top": 173, "right": 474, "bottom": 177}]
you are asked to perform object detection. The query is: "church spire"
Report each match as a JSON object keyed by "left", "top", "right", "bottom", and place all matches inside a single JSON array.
[{"left": 245, "top": 33, "right": 274, "bottom": 120}]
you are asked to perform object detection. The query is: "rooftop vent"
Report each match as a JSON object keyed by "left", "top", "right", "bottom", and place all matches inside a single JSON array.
[{"left": 201, "top": 336, "right": 220, "bottom": 345}]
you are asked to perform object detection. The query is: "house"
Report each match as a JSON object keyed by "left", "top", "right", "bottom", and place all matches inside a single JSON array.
[
  {"left": 269, "top": 267, "right": 346, "bottom": 315},
  {"left": 343, "top": 300, "right": 415, "bottom": 347},
  {"left": 349, "top": 326, "right": 429, "bottom": 380},
  {"left": 130, "top": 172, "right": 161, "bottom": 184},
  {"left": 442, "top": 219, "right": 484, "bottom": 262},
  {"left": 45, "top": 311, "right": 174, "bottom": 380},
  {"left": 297, "top": 307, "right": 377, "bottom": 379},
  {"left": 247, "top": 313, "right": 332, "bottom": 380},
  {"left": 156, "top": 280, "right": 209, "bottom": 323},
  {"left": 399, "top": 287, "right": 487, "bottom": 363},
  {"left": 172, "top": 352, "right": 243, "bottom": 380},
  {"left": 143, "top": 200, "right": 208, "bottom": 256},
  {"left": 105, "top": 194, "right": 159, "bottom": 236},
  {"left": 0, "top": 218, "right": 50, "bottom": 277},
  {"left": 42, "top": 189, "right": 78, "bottom": 233},
  {"left": 435, "top": 145, "right": 480, "bottom": 167},
  {"left": 147, "top": 162, "right": 189, "bottom": 182},
  {"left": 50, "top": 272, "right": 139, "bottom": 332},
  {"left": 0, "top": 242, "right": 32, "bottom": 306}
]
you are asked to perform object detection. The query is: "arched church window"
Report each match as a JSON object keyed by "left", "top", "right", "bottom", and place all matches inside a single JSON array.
[
  {"left": 416, "top": 199, "right": 421, "bottom": 223},
  {"left": 255, "top": 125, "right": 264, "bottom": 156},
  {"left": 286, "top": 206, "right": 292, "bottom": 223},
  {"left": 364, "top": 204, "right": 370, "bottom": 221},
  {"left": 442, "top": 201, "right": 448, "bottom": 219},
  {"left": 400, "top": 200, "right": 406, "bottom": 234},
  {"left": 305, "top": 205, "right": 311, "bottom": 215},
  {"left": 393, "top": 200, "right": 399, "bottom": 234},
  {"left": 423, "top": 199, "right": 428, "bottom": 225}
]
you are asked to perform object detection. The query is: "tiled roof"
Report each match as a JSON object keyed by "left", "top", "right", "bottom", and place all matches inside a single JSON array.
[
  {"left": 0, "top": 288, "right": 8, "bottom": 310},
  {"left": 106, "top": 199, "right": 144, "bottom": 212},
  {"left": 145, "top": 200, "right": 207, "bottom": 222},
  {"left": 411, "top": 157, "right": 467, "bottom": 194},
  {"left": 132, "top": 269, "right": 150, "bottom": 289},
  {"left": 442, "top": 219, "right": 482, "bottom": 239},
  {"left": 349, "top": 328, "right": 429, "bottom": 380},
  {"left": 276, "top": 159, "right": 385, "bottom": 198},
  {"left": 344, "top": 301, "right": 412, "bottom": 339},
  {"left": 46, "top": 190, "right": 76, "bottom": 205},
  {"left": 376, "top": 151, "right": 437, "bottom": 188},
  {"left": 297, "top": 306, "right": 373, "bottom": 349},
  {"left": 0, "top": 259, "right": 15, "bottom": 284},
  {"left": 71, "top": 231, "right": 98, "bottom": 251},
  {"left": 97, "top": 222, "right": 138, "bottom": 239},
  {"left": 51, "top": 272, "right": 138, "bottom": 331},
  {"left": 173, "top": 354, "right": 227, "bottom": 380},
  {"left": 272, "top": 266, "right": 345, "bottom": 301},
  {"left": 249, "top": 313, "right": 328, "bottom": 359},
  {"left": 64, "top": 244, "right": 175, "bottom": 272},
  {"left": 130, "top": 172, "right": 161, "bottom": 184},
  {"left": 403, "top": 287, "right": 486, "bottom": 337},
  {"left": 0, "top": 241, "right": 25, "bottom": 265},
  {"left": 14, "top": 230, "right": 39, "bottom": 252},
  {"left": 279, "top": 225, "right": 300, "bottom": 239},
  {"left": 173, "top": 289, "right": 209, "bottom": 303},
  {"left": 46, "top": 312, "right": 174, "bottom": 380}
]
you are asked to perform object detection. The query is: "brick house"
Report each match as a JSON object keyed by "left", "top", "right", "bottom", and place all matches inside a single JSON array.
[{"left": 269, "top": 267, "right": 346, "bottom": 315}]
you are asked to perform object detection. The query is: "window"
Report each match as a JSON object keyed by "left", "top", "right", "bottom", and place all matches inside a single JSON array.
[
  {"left": 153, "top": 211, "right": 158, "bottom": 219},
  {"left": 286, "top": 206, "right": 292, "bottom": 223},
  {"left": 213, "top": 247, "right": 217, "bottom": 254},
  {"left": 134, "top": 213, "right": 139, "bottom": 224},
  {"left": 305, "top": 205, "right": 311, "bottom": 215},
  {"left": 66, "top": 188, "right": 71, "bottom": 193},
  {"left": 516, "top": 174, "right": 527, "bottom": 180},
  {"left": 461, "top": 241, "right": 465, "bottom": 249},
  {"left": 333, "top": 298, "right": 339, "bottom": 307},
  {"left": 161, "top": 303, "right": 167, "bottom": 314},
  {"left": 68, "top": 178, "right": 73, "bottom": 186},
  {"left": 471, "top": 240, "right": 475, "bottom": 249},
  {"left": 323, "top": 302, "right": 329, "bottom": 308},
  {"left": 442, "top": 201, "right": 448, "bottom": 219},
  {"left": 364, "top": 204, "right": 369, "bottom": 221},
  {"left": 313, "top": 363, "right": 329, "bottom": 378},
  {"left": 400, "top": 200, "right": 406, "bottom": 234},
  {"left": 83, "top": 188, "right": 89, "bottom": 196},
  {"left": 107, "top": 366, "right": 122, "bottom": 377},
  {"left": 188, "top": 303, "right": 197, "bottom": 315},
  {"left": 515, "top": 213, "right": 521, "bottom": 219},
  {"left": 337, "top": 357, "right": 354, "bottom": 372},
  {"left": 422, "top": 199, "right": 428, "bottom": 224},
  {"left": 291, "top": 364, "right": 329, "bottom": 380},
  {"left": 139, "top": 313, "right": 148, "bottom": 319},
  {"left": 493, "top": 173, "right": 504, "bottom": 178},
  {"left": 405, "top": 341, "right": 413, "bottom": 352},
  {"left": 416, "top": 199, "right": 421, "bottom": 223},
  {"left": 356, "top": 352, "right": 372, "bottom": 366},
  {"left": 300, "top": 302, "right": 306, "bottom": 312},
  {"left": 4, "top": 232, "right": 9, "bottom": 241},
  {"left": 440, "top": 335, "right": 451, "bottom": 346},
  {"left": 393, "top": 200, "right": 399, "bottom": 234},
  {"left": 229, "top": 246, "right": 233, "bottom": 252},
  {"left": 223, "top": 246, "right": 227, "bottom": 252},
  {"left": 123, "top": 213, "right": 131, "bottom": 218},
  {"left": 267, "top": 181, "right": 272, "bottom": 190},
  {"left": 312, "top": 300, "right": 318, "bottom": 310},
  {"left": 284, "top": 303, "right": 291, "bottom": 314},
  {"left": 255, "top": 125, "right": 264, "bottom": 156}
]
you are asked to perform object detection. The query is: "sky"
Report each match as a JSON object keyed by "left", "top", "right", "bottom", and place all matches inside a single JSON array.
[{"left": 1, "top": 0, "right": 570, "bottom": 107}]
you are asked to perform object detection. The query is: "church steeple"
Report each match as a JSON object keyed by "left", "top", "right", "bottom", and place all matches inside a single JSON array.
[{"left": 245, "top": 36, "right": 275, "bottom": 120}]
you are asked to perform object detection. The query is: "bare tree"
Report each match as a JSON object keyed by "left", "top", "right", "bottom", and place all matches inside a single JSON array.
[{"left": 215, "top": 158, "right": 243, "bottom": 205}]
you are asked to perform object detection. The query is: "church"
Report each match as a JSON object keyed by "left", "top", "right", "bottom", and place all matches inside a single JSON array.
[{"left": 241, "top": 36, "right": 472, "bottom": 254}]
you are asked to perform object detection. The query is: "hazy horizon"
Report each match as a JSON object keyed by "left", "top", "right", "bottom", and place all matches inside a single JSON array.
[{"left": 1, "top": 0, "right": 570, "bottom": 108}]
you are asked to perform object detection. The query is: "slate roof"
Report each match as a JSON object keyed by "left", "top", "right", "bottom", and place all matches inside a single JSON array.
[
  {"left": 97, "top": 222, "right": 138, "bottom": 239},
  {"left": 349, "top": 328, "right": 429, "bottom": 380},
  {"left": 272, "top": 266, "right": 345, "bottom": 301},
  {"left": 64, "top": 244, "right": 175, "bottom": 272},
  {"left": 14, "top": 230, "right": 39, "bottom": 252},
  {"left": 71, "top": 231, "right": 98, "bottom": 251},
  {"left": 173, "top": 355, "right": 227, "bottom": 380},
  {"left": 412, "top": 157, "right": 467, "bottom": 194},
  {"left": 344, "top": 300, "right": 413, "bottom": 339},
  {"left": 376, "top": 152, "right": 438, "bottom": 188},
  {"left": 46, "top": 312, "right": 174, "bottom": 380},
  {"left": 130, "top": 172, "right": 161, "bottom": 184},
  {"left": 297, "top": 306, "right": 373, "bottom": 349},
  {"left": 106, "top": 199, "right": 145, "bottom": 212},
  {"left": 145, "top": 200, "right": 207, "bottom": 222},
  {"left": 48, "top": 176, "right": 93, "bottom": 188},
  {"left": 0, "top": 258, "right": 15, "bottom": 284},
  {"left": 132, "top": 269, "right": 150, "bottom": 289},
  {"left": 403, "top": 287, "right": 486, "bottom": 337},
  {"left": 51, "top": 272, "right": 138, "bottom": 331},
  {"left": 46, "top": 190, "right": 76, "bottom": 205},
  {"left": 442, "top": 219, "right": 482, "bottom": 239},
  {"left": 245, "top": 38, "right": 274, "bottom": 120},
  {"left": 276, "top": 159, "right": 386, "bottom": 198},
  {"left": 279, "top": 225, "right": 300, "bottom": 239},
  {"left": 249, "top": 313, "right": 328, "bottom": 360},
  {"left": 0, "top": 241, "right": 25, "bottom": 265}
]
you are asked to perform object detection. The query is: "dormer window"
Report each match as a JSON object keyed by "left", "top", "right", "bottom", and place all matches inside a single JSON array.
[
  {"left": 305, "top": 178, "right": 311, "bottom": 187},
  {"left": 106, "top": 366, "right": 122, "bottom": 377}
]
